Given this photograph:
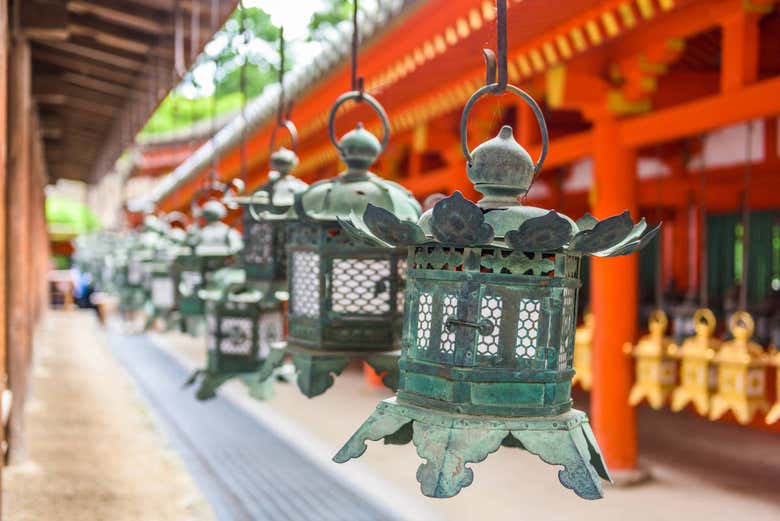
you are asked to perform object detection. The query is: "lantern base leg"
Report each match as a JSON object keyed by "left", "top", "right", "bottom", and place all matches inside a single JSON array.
[
  {"left": 709, "top": 394, "right": 769, "bottom": 424},
  {"left": 670, "top": 385, "right": 710, "bottom": 416},
  {"left": 265, "top": 342, "right": 401, "bottom": 398},
  {"left": 292, "top": 352, "right": 350, "bottom": 398},
  {"left": 334, "top": 397, "right": 610, "bottom": 499}
]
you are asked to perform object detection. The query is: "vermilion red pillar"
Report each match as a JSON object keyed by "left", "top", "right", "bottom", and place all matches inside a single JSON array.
[{"left": 590, "top": 116, "right": 639, "bottom": 472}]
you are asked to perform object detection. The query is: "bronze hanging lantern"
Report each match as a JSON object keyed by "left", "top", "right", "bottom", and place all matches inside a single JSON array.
[
  {"left": 188, "top": 121, "right": 306, "bottom": 399},
  {"left": 255, "top": 2, "right": 421, "bottom": 397},
  {"left": 255, "top": 92, "right": 421, "bottom": 397},
  {"left": 333, "top": 11, "right": 660, "bottom": 496},
  {"left": 175, "top": 198, "right": 243, "bottom": 335}
]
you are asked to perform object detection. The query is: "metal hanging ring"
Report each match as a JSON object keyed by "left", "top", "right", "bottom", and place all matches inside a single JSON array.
[
  {"left": 269, "top": 119, "right": 299, "bottom": 153},
  {"left": 460, "top": 83, "right": 549, "bottom": 172},
  {"left": 328, "top": 90, "right": 390, "bottom": 155}
]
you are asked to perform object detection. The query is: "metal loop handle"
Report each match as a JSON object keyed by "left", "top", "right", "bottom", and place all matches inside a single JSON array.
[
  {"left": 728, "top": 310, "right": 754, "bottom": 340},
  {"left": 269, "top": 119, "right": 299, "bottom": 153},
  {"left": 460, "top": 83, "right": 549, "bottom": 172},
  {"left": 163, "top": 211, "right": 189, "bottom": 229},
  {"left": 693, "top": 308, "right": 716, "bottom": 336},
  {"left": 328, "top": 91, "right": 390, "bottom": 155}
]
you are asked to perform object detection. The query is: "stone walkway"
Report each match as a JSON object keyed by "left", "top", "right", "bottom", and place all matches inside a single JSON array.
[
  {"left": 6, "top": 310, "right": 780, "bottom": 521},
  {"left": 4, "top": 311, "right": 214, "bottom": 521}
]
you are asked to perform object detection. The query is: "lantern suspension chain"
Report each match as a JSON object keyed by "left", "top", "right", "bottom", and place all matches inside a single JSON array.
[
  {"left": 239, "top": 0, "right": 248, "bottom": 185},
  {"left": 698, "top": 134, "right": 708, "bottom": 308},
  {"left": 739, "top": 123, "right": 753, "bottom": 312},
  {"left": 269, "top": 27, "right": 299, "bottom": 155},
  {"left": 350, "top": 0, "right": 364, "bottom": 96},
  {"left": 209, "top": 0, "right": 221, "bottom": 187},
  {"left": 654, "top": 144, "right": 664, "bottom": 312}
]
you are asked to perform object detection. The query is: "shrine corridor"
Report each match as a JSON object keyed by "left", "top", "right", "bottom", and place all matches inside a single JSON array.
[{"left": 4, "top": 310, "right": 780, "bottom": 521}]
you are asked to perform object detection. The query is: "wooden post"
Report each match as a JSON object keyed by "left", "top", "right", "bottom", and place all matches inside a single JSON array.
[
  {"left": 6, "top": 35, "right": 32, "bottom": 464},
  {"left": 0, "top": 0, "right": 8, "bottom": 507},
  {"left": 720, "top": 9, "right": 759, "bottom": 93},
  {"left": 590, "top": 115, "right": 639, "bottom": 474}
]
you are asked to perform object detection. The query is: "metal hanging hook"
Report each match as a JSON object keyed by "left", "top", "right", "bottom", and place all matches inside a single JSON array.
[
  {"left": 276, "top": 26, "right": 286, "bottom": 126},
  {"left": 270, "top": 28, "right": 299, "bottom": 154},
  {"left": 351, "top": 0, "right": 364, "bottom": 98},
  {"left": 481, "top": 1, "right": 508, "bottom": 93}
]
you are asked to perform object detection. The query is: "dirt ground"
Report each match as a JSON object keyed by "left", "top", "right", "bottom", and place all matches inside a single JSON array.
[{"left": 3, "top": 311, "right": 214, "bottom": 521}]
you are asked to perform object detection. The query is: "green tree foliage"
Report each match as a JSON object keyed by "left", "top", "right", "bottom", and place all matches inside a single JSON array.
[
  {"left": 141, "top": 2, "right": 354, "bottom": 137},
  {"left": 308, "top": 0, "right": 353, "bottom": 40},
  {"left": 141, "top": 6, "right": 281, "bottom": 137}
]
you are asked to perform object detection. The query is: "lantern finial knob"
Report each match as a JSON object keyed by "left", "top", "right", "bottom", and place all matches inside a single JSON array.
[
  {"left": 467, "top": 125, "right": 535, "bottom": 208},
  {"left": 202, "top": 200, "right": 227, "bottom": 223},
  {"left": 270, "top": 146, "right": 299, "bottom": 176},
  {"left": 337, "top": 122, "right": 381, "bottom": 174}
]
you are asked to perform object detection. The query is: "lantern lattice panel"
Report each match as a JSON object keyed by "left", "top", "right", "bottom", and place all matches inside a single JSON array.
[
  {"left": 439, "top": 294, "right": 458, "bottom": 357},
  {"left": 515, "top": 298, "right": 541, "bottom": 360},
  {"left": 477, "top": 295, "right": 503, "bottom": 358},
  {"left": 220, "top": 317, "right": 254, "bottom": 355},
  {"left": 332, "top": 258, "right": 392, "bottom": 314},
  {"left": 287, "top": 222, "right": 406, "bottom": 351},
  {"left": 243, "top": 222, "right": 274, "bottom": 266},
  {"left": 415, "top": 292, "right": 433, "bottom": 352},
  {"left": 151, "top": 276, "right": 176, "bottom": 309},
  {"left": 258, "top": 311, "right": 284, "bottom": 359},
  {"left": 291, "top": 251, "right": 320, "bottom": 318}
]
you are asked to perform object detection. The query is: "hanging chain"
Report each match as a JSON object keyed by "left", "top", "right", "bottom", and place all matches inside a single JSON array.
[
  {"left": 739, "top": 122, "right": 753, "bottom": 311},
  {"left": 698, "top": 134, "right": 708, "bottom": 308},
  {"left": 209, "top": 0, "right": 220, "bottom": 187},
  {"left": 277, "top": 26, "right": 286, "bottom": 126},
  {"left": 239, "top": 0, "right": 248, "bottom": 185},
  {"left": 654, "top": 144, "right": 664, "bottom": 312},
  {"left": 351, "top": 0, "right": 364, "bottom": 96}
]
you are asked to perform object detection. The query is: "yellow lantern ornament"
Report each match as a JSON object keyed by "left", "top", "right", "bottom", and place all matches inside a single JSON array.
[
  {"left": 624, "top": 310, "right": 677, "bottom": 409},
  {"left": 709, "top": 311, "right": 769, "bottom": 424},
  {"left": 572, "top": 311, "right": 594, "bottom": 390},
  {"left": 669, "top": 309, "right": 720, "bottom": 415},
  {"left": 765, "top": 348, "right": 780, "bottom": 424}
]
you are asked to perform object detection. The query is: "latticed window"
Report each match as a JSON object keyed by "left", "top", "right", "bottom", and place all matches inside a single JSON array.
[
  {"left": 558, "top": 288, "right": 576, "bottom": 370},
  {"left": 258, "top": 311, "right": 284, "bottom": 359},
  {"left": 440, "top": 294, "right": 458, "bottom": 356},
  {"left": 243, "top": 222, "right": 274, "bottom": 266},
  {"left": 179, "top": 270, "right": 203, "bottom": 296},
  {"left": 291, "top": 251, "right": 320, "bottom": 317},
  {"left": 219, "top": 317, "right": 253, "bottom": 355},
  {"left": 127, "top": 260, "right": 143, "bottom": 285},
  {"left": 515, "top": 298, "right": 541, "bottom": 360},
  {"left": 415, "top": 292, "right": 433, "bottom": 352},
  {"left": 331, "top": 258, "right": 392, "bottom": 314},
  {"left": 151, "top": 277, "right": 175, "bottom": 309},
  {"left": 477, "top": 295, "right": 503, "bottom": 358}
]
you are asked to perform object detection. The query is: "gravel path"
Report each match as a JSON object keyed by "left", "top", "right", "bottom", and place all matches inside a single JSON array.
[{"left": 3, "top": 311, "right": 215, "bottom": 521}]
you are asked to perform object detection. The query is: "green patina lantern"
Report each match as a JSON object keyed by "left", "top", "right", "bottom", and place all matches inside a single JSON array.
[
  {"left": 256, "top": 91, "right": 421, "bottom": 397},
  {"left": 117, "top": 216, "right": 164, "bottom": 316},
  {"left": 148, "top": 221, "right": 190, "bottom": 329},
  {"left": 333, "top": 63, "right": 659, "bottom": 498},
  {"left": 187, "top": 125, "right": 307, "bottom": 399},
  {"left": 240, "top": 136, "right": 308, "bottom": 284},
  {"left": 175, "top": 200, "right": 243, "bottom": 335},
  {"left": 186, "top": 267, "right": 282, "bottom": 399}
]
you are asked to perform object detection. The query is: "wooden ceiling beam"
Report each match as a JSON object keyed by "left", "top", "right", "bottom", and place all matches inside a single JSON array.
[
  {"left": 35, "top": 39, "right": 145, "bottom": 72},
  {"left": 61, "top": 72, "right": 131, "bottom": 98},
  {"left": 20, "top": 0, "right": 69, "bottom": 41},
  {"left": 67, "top": 0, "right": 170, "bottom": 34},
  {"left": 68, "top": 24, "right": 151, "bottom": 56},
  {"left": 32, "top": 48, "right": 137, "bottom": 85}
]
